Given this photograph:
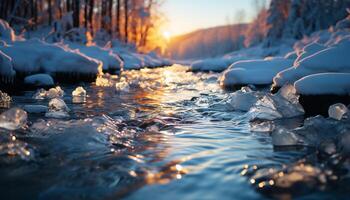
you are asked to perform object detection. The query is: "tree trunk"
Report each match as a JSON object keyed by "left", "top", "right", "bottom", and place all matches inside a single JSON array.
[
  {"left": 89, "top": 0, "right": 94, "bottom": 34},
  {"left": 48, "top": 0, "right": 52, "bottom": 25},
  {"left": 73, "top": 0, "right": 80, "bottom": 27},
  {"left": 108, "top": 0, "right": 113, "bottom": 35},
  {"left": 84, "top": 0, "right": 89, "bottom": 28},
  {"left": 124, "top": 0, "right": 128, "bottom": 43},
  {"left": 116, "top": 0, "right": 121, "bottom": 37}
]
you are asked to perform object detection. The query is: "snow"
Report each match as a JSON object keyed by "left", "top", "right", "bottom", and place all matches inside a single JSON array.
[
  {"left": 68, "top": 43, "right": 123, "bottom": 72},
  {"left": 274, "top": 32, "right": 350, "bottom": 88},
  {"left": 45, "top": 98, "right": 70, "bottom": 119},
  {"left": 220, "top": 57, "right": 294, "bottom": 88},
  {"left": 72, "top": 86, "right": 87, "bottom": 97},
  {"left": 24, "top": 74, "right": 54, "bottom": 86},
  {"left": 0, "top": 39, "right": 100, "bottom": 75},
  {"left": 328, "top": 103, "right": 348, "bottom": 120},
  {"left": 0, "top": 108, "right": 28, "bottom": 130},
  {"left": 294, "top": 73, "right": 350, "bottom": 95}
]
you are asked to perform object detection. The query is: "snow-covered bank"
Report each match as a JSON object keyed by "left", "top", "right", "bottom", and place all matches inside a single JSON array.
[{"left": 0, "top": 19, "right": 171, "bottom": 91}]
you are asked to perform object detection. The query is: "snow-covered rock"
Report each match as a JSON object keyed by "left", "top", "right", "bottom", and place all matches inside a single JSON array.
[
  {"left": 191, "top": 56, "right": 250, "bottom": 72},
  {"left": 328, "top": 103, "right": 348, "bottom": 120},
  {"left": 294, "top": 73, "right": 350, "bottom": 95},
  {"left": 0, "top": 108, "right": 27, "bottom": 130},
  {"left": 24, "top": 74, "right": 54, "bottom": 87},
  {"left": 220, "top": 57, "right": 294, "bottom": 88},
  {"left": 274, "top": 38, "right": 350, "bottom": 88},
  {"left": 0, "top": 39, "right": 100, "bottom": 75},
  {"left": 68, "top": 43, "right": 123, "bottom": 73}
]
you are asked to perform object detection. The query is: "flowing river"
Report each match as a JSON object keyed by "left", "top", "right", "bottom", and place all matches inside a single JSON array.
[{"left": 0, "top": 65, "right": 348, "bottom": 200}]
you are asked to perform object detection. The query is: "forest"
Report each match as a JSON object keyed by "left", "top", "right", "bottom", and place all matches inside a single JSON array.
[{"left": 0, "top": 0, "right": 164, "bottom": 51}]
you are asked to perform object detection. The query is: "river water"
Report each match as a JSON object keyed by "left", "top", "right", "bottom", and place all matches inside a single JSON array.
[{"left": 0, "top": 65, "right": 348, "bottom": 199}]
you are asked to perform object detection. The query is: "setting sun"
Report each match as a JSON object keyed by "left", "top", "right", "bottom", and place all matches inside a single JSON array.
[{"left": 163, "top": 31, "right": 171, "bottom": 41}]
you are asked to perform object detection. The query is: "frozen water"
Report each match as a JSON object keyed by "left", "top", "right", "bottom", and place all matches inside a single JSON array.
[
  {"left": 0, "top": 108, "right": 28, "bottom": 130},
  {"left": 247, "top": 85, "right": 304, "bottom": 121},
  {"left": 271, "top": 127, "right": 302, "bottom": 146},
  {"left": 0, "top": 90, "right": 11, "bottom": 108},
  {"left": 250, "top": 121, "right": 275, "bottom": 133},
  {"left": 45, "top": 98, "right": 70, "bottom": 119},
  {"left": 227, "top": 87, "right": 259, "bottom": 112},
  {"left": 328, "top": 103, "right": 348, "bottom": 120},
  {"left": 115, "top": 81, "right": 130, "bottom": 92},
  {"left": 72, "top": 86, "right": 87, "bottom": 97},
  {"left": 23, "top": 105, "right": 48, "bottom": 114},
  {"left": 0, "top": 138, "right": 33, "bottom": 161}
]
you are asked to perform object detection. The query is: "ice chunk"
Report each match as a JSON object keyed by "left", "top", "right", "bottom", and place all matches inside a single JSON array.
[
  {"left": 33, "top": 86, "right": 64, "bottom": 100},
  {"left": 0, "top": 139, "right": 33, "bottom": 160},
  {"left": 227, "top": 87, "right": 259, "bottom": 112},
  {"left": 115, "top": 81, "right": 130, "bottom": 92},
  {"left": 0, "top": 108, "right": 28, "bottom": 130},
  {"left": 45, "top": 98, "right": 70, "bottom": 118},
  {"left": 248, "top": 85, "right": 304, "bottom": 121},
  {"left": 271, "top": 127, "right": 303, "bottom": 146},
  {"left": 47, "top": 86, "right": 64, "bottom": 99},
  {"left": 0, "top": 90, "right": 11, "bottom": 108},
  {"left": 250, "top": 121, "right": 275, "bottom": 133},
  {"left": 72, "top": 86, "right": 87, "bottom": 97},
  {"left": 23, "top": 105, "right": 48, "bottom": 114},
  {"left": 328, "top": 103, "right": 348, "bottom": 120}
]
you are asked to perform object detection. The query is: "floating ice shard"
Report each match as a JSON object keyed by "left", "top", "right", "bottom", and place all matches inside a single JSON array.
[
  {"left": 248, "top": 85, "right": 304, "bottom": 121},
  {"left": 33, "top": 86, "right": 64, "bottom": 100},
  {"left": 115, "top": 81, "right": 130, "bottom": 92},
  {"left": 228, "top": 87, "right": 259, "bottom": 112},
  {"left": 46, "top": 86, "right": 64, "bottom": 99},
  {"left": 250, "top": 121, "right": 275, "bottom": 133},
  {"left": 45, "top": 98, "right": 70, "bottom": 118},
  {"left": 0, "top": 108, "right": 28, "bottom": 130},
  {"left": 0, "top": 90, "right": 11, "bottom": 108},
  {"left": 271, "top": 127, "right": 302, "bottom": 146},
  {"left": 72, "top": 86, "right": 87, "bottom": 97},
  {"left": 328, "top": 103, "right": 348, "bottom": 120}
]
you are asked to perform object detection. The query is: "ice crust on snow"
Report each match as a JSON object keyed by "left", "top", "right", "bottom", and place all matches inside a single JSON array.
[
  {"left": 24, "top": 74, "right": 54, "bottom": 86},
  {"left": 0, "top": 108, "right": 27, "bottom": 130},
  {"left": 328, "top": 103, "right": 348, "bottom": 120},
  {"left": 45, "top": 98, "right": 70, "bottom": 118}
]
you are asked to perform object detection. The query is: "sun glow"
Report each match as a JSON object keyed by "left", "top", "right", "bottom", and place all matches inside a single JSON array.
[{"left": 163, "top": 31, "right": 171, "bottom": 41}]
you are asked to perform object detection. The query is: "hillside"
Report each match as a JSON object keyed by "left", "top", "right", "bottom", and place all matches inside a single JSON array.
[{"left": 166, "top": 24, "right": 248, "bottom": 60}]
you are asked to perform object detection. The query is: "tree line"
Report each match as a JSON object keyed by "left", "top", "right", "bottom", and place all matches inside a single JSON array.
[{"left": 0, "top": 0, "right": 162, "bottom": 49}]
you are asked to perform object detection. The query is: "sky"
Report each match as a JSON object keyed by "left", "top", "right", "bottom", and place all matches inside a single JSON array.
[{"left": 161, "top": 0, "right": 258, "bottom": 37}]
